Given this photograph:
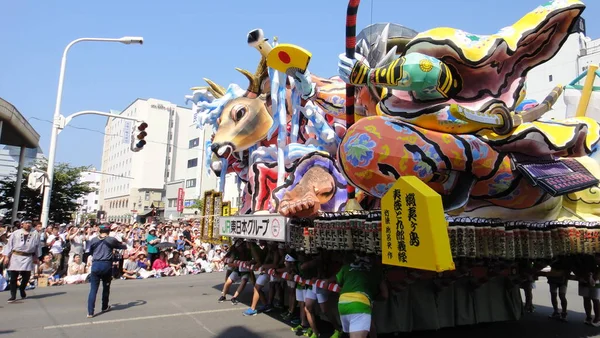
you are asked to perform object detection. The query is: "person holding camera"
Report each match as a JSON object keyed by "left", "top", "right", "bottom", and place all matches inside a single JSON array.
[{"left": 66, "top": 226, "right": 85, "bottom": 264}]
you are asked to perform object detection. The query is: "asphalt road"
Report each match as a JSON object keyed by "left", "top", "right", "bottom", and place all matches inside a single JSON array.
[{"left": 1, "top": 273, "right": 600, "bottom": 338}]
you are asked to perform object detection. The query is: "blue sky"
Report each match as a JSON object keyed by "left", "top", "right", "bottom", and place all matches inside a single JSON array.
[{"left": 1, "top": 0, "right": 599, "bottom": 169}]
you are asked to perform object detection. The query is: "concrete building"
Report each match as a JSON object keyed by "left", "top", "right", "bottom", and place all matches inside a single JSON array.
[
  {"left": 98, "top": 98, "right": 192, "bottom": 223},
  {"left": 526, "top": 18, "right": 599, "bottom": 120},
  {"left": 74, "top": 169, "right": 100, "bottom": 224},
  {"left": 162, "top": 122, "right": 241, "bottom": 220}
]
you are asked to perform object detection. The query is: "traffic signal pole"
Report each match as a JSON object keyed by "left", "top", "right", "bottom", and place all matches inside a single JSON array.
[
  {"left": 40, "top": 109, "right": 145, "bottom": 228},
  {"left": 57, "top": 110, "right": 144, "bottom": 134}
]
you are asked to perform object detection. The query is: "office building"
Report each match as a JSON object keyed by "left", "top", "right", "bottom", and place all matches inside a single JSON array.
[
  {"left": 74, "top": 169, "right": 100, "bottom": 224},
  {"left": 98, "top": 98, "right": 192, "bottom": 223},
  {"left": 162, "top": 122, "right": 241, "bottom": 220}
]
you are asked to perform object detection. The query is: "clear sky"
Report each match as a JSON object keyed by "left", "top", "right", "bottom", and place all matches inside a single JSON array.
[{"left": 1, "top": 0, "right": 599, "bottom": 169}]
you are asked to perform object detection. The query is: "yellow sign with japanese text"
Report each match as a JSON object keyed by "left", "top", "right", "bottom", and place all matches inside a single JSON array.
[{"left": 381, "top": 176, "right": 455, "bottom": 272}]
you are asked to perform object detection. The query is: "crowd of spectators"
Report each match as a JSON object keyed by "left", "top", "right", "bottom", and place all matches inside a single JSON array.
[
  {"left": 0, "top": 218, "right": 393, "bottom": 338},
  {"left": 0, "top": 219, "right": 228, "bottom": 289}
]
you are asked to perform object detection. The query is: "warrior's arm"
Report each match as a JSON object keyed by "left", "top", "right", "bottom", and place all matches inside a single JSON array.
[{"left": 348, "top": 52, "right": 460, "bottom": 100}]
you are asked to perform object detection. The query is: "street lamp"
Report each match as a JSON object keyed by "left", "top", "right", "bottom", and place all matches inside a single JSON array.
[{"left": 40, "top": 36, "right": 144, "bottom": 229}]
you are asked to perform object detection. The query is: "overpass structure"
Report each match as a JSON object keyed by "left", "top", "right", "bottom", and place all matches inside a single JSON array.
[{"left": 0, "top": 97, "right": 41, "bottom": 223}]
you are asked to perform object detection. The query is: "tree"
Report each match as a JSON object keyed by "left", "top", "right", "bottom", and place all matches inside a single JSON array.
[
  {"left": 190, "top": 197, "right": 205, "bottom": 215},
  {"left": 0, "top": 159, "right": 96, "bottom": 224}
]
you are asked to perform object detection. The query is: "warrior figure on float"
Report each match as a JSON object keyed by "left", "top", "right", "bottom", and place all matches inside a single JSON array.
[{"left": 188, "top": 0, "right": 600, "bottom": 222}]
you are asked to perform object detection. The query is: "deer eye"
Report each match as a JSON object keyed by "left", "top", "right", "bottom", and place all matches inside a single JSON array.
[{"left": 232, "top": 105, "right": 246, "bottom": 122}]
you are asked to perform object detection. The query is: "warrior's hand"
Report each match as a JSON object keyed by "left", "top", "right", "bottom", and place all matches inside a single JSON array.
[
  {"left": 338, "top": 53, "right": 369, "bottom": 85},
  {"left": 292, "top": 70, "right": 316, "bottom": 100}
]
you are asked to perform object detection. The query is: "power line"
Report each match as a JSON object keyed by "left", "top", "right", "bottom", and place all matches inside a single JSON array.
[{"left": 28, "top": 117, "right": 199, "bottom": 150}]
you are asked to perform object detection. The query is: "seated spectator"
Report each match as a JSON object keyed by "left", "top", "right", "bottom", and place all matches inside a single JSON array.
[
  {"left": 137, "top": 252, "right": 151, "bottom": 270},
  {"left": 64, "top": 254, "right": 88, "bottom": 284},
  {"left": 37, "top": 254, "right": 62, "bottom": 286},
  {"left": 169, "top": 251, "right": 186, "bottom": 275},
  {"left": 152, "top": 252, "right": 175, "bottom": 276},
  {"left": 208, "top": 246, "right": 225, "bottom": 272},
  {"left": 183, "top": 250, "right": 197, "bottom": 273},
  {"left": 122, "top": 255, "right": 140, "bottom": 279},
  {"left": 195, "top": 251, "right": 212, "bottom": 273},
  {"left": 135, "top": 252, "right": 156, "bottom": 279}
]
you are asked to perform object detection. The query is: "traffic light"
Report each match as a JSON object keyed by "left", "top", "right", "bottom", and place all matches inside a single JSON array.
[{"left": 131, "top": 122, "right": 148, "bottom": 152}]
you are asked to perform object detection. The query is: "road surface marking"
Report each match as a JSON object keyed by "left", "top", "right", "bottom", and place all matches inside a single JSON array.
[
  {"left": 43, "top": 307, "right": 240, "bottom": 330},
  {"left": 171, "top": 301, "right": 216, "bottom": 335}
]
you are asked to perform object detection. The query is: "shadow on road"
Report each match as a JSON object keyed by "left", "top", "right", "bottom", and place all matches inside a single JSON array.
[
  {"left": 215, "top": 326, "right": 279, "bottom": 338},
  {"left": 213, "top": 281, "right": 600, "bottom": 338},
  {"left": 27, "top": 291, "right": 66, "bottom": 299},
  {"left": 0, "top": 331, "right": 16, "bottom": 335},
  {"left": 110, "top": 300, "right": 147, "bottom": 312},
  {"left": 212, "top": 283, "right": 336, "bottom": 335},
  {"left": 383, "top": 305, "right": 599, "bottom": 338}
]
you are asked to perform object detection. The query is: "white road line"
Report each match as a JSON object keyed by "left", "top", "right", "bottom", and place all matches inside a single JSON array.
[
  {"left": 171, "top": 301, "right": 216, "bottom": 336},
  {"left": 43, "top": 307, "right": 240, "bottom": 330}
]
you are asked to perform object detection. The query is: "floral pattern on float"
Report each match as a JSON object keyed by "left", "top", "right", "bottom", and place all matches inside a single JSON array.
[{"left": 337, "top": 115, "right": 553, "bottom": 210}]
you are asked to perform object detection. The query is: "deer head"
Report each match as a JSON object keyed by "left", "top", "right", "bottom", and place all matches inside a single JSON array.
[{"left": 207, "top": 57, "right": 274, "bottom": 160}]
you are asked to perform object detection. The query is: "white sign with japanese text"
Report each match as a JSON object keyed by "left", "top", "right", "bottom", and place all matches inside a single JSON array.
[{"left": 219, "top": 214, "right": 287, "bottom": 242}]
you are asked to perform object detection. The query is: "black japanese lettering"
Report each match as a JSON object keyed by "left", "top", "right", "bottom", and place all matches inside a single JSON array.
[{"left": 262, "top": 219, "right": 269, "bottom": 236}]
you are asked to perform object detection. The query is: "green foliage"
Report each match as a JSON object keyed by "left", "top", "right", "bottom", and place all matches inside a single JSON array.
[
  {"left": 0, "top": 159, "right": 96, "bottom": 223},
  {"left": 189, "top": 197, "right": 204, "bottom": 214}
]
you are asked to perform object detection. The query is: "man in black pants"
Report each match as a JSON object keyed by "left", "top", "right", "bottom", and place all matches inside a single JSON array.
[
  {"left": 87, "top": 224, "right": 127, "bottom": 318},
  {"left": 1, "top": 220, "right": 42, "bottom": 303}
]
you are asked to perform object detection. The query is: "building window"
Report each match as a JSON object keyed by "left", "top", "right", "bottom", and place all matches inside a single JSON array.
[
  {"left": 189, "top": 138, "right": 200, "bottom": 148},
  {"left": 168, "top": 198, "right": 177, "bottom": 207},
  {"left": 548, "top": 74, "right": 553, "bottom": 82},
  {"left": 187, "top": 158, "right": 198, "bottom": 168},
  {"left": 94, "top": 200, "right": 98, "bottom": 204},
  {"left": 186, "top": 179, "right": 197, "bottom": 188}
]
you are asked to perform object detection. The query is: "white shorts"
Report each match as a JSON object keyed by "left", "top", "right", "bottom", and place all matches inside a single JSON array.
[
  {"left": 304, "top": 287, "right": 329, "bottom": 304},
  {"left": 270, "top": 275, "right": 280, "bottom": 283},
  {"left": 296, "top": 288, "right": 305, "bottom": 302},
  {"left": 340, "top": 313, "right": 371, "bottom": 333},
  {"left": 256, "top": 274, "right": 269, "bottom": 286},
  {"left": 579, "top": 284, "right": 600, "bottom": 299},
  {"left": 229, "top": 271, "right": 249, "bottom": 283}
]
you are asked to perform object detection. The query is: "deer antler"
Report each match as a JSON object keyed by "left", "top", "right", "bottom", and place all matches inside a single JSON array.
[
  {"left": 202, "top": 78, "right": 227, "bottom": 99},
  {"left": 235, "top": 57, "right": 268, "bottom": 95}
]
